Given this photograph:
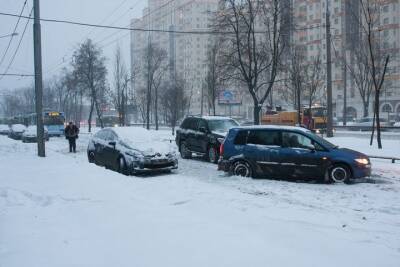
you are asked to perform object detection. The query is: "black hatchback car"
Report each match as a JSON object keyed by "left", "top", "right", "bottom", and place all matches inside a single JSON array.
[
  {"left": 175, "top": 116, "right": 239, "bottom": 163},
  {"left": 87, "top": 127, "right": 178, "bottom": 175}
]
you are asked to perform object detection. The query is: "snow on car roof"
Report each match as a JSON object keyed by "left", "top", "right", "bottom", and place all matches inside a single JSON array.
[
  {"left": 233, "top": 125, "right": 311, "bottom": 132},
  {"left": 11, "top": 124, "right": 26, "bottom": 132},
  {"left": 110, "top": 126, "right": 152, "bottom": 142},
  {"left": 201, "top": 116, "right": 235, "bottom": 121},
  {"left": 0, "top": 124, "right": 9, "bottom": 130}
]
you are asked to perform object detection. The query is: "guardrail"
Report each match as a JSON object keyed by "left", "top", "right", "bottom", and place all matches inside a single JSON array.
[
  {"left": 368, "top": 155, "right": 400, "bottom": 163},
  {"left": 335, "top": 125, "right": 400, "bottom": 132}
]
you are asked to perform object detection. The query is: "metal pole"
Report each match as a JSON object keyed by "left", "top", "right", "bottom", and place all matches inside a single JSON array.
[
  {"left": 326, "top": 2, "right": 334, "bottom": 137},
  {"left": 33, "top": 0, "right": 45, "bottom": 157},
  {"left": 343, "top": 50, "right": 347, "bottom": 126}
]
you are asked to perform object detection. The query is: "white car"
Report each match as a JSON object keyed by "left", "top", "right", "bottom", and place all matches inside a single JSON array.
[
  {"left": 22, "top": 125, "right": 49, "bottom": 143},
  {"left": 0, "top": 124, "right": 10, "bottom": 135},
  {"left": 8, "top": 124, "right": 26, "bottom": 140},
  {"left": 351, "top": 117, "right": 390, "bottom": 130}
]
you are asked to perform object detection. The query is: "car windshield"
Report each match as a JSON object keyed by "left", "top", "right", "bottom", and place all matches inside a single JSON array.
[
  {"left": 44, "top": 116, "right": 64, "bottom": 125},
  {"left": 207, "top": 119, "right": 238, "bottom": 133},
  {"left": 305, "top": 131, "right": 337, "bottom": 149}
]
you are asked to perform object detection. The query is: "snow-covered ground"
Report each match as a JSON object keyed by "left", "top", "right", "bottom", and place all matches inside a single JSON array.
[{"left": 0, "top": 129, "right": 399, "bottom": 267}]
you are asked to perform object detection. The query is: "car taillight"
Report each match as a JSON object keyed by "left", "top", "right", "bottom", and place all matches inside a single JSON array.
[{"left": 219, "top": 142, "right": 224, "bottom": 156}]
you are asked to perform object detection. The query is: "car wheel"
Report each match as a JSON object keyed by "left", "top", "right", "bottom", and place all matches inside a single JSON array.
[
  {"left": 88, "top": 151, "right": 96, "bottom": 163},
  {"left": 118, "top": 156, "right": 129, "bottom": 175},
  {"left": 180, "top": 142, "right": 192, "bottom": 159},
  {"left": 231, "top": 161, "right": 252, "bottom": 178},
  {"left": 206, "top": 146, "right": 219, "bottom": 164},
  {"left": 329, "top": 164, "right": 351, "bottom": 183}
]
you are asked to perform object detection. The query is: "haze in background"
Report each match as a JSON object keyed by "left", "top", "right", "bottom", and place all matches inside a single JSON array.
[{"left": 0, "top": 0, "right": 146, "bottom": 91}]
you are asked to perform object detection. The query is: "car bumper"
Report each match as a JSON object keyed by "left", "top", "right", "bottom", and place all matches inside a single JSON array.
[
  {"left": 129, "top": 159, "right": 178, "bottom": 174},
  {"left": 218, "top": 159, "right": 230, "bottom": 172},
  {"left": 352, "top": 164, "right": 372, "bottom": 179}
]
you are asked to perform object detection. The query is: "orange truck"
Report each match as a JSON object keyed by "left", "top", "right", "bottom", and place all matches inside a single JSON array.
[{"left": 261, "top": 106, "right": 327, "bottom": 133}]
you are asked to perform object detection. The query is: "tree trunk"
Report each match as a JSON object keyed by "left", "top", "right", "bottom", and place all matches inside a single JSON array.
[
  {"left": 146, "top": 84, "right": 151, "bottom": 130},
  {"left": 88, "top": 100, "right": 94, "bottom": 133},
  {"left": 375, "top": 93, "right": 382, "bottom": 149},
  {"left": 155, "top": 85, "right": 159, "bottom": 130},
  {"left": 253, "top": 104, "right": 261, "bottom": 125}
]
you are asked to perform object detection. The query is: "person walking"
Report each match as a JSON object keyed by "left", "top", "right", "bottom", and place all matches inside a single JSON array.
[{"left": 64, "top": 121, "right": 79, "bottom": 153}]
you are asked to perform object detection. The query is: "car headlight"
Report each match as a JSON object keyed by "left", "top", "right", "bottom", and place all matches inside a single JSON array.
[{"left": 355, "top": 158, "right": 369, "bottom": 165}]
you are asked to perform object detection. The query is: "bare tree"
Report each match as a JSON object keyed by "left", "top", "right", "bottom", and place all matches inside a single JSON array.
[
  {"left": 205, "top": 41, "right": 221, "bottom": 116},
  {"left": 142, "top": 42, "right": 167, "bottom": 130},
  {"left": 161, "top": 76, "right": 189, "bottom": 135},
  {"left": 72, "top": 39, "right": 108, "bottom": 132},
  {"left": 217, "top": 0, "right": 285, "bottom": 124},
  {"left": 304, "top": 52, "right": 324, "bottom": 123},
  {"left": 358, "top": 0, "right": 390, "bottom": 149},
  {"left": 111, "top": 45, "right": 128, "bottom": 126}
]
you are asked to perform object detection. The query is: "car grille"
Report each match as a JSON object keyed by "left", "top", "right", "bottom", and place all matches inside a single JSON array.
[{"left": 144, "top": 161, "right": 174, "bottom": 169}]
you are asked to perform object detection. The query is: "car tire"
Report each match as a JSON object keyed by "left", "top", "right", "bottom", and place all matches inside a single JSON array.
[
  {"left": 118, "top": 156, "right": 129, "bottom": 176},
  {"left": 88, "top": 151, "right": 96, "bottom": 163},
  {"left": 231, "top": 161, "right": 252, "bottom": 178},
  {"left": 206, "top": 146, "right": 219, "bottom": 164},
  {"left": 180, "top": 142, "right": 192, "bottom": 159},
  {"left": 329, "top": 164, "right": 351, "bottom": 184}
]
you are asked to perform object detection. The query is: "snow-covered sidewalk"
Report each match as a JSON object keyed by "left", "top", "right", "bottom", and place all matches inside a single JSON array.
[{"left": 0, "top": 133, "right": 399, "bottom": 267}]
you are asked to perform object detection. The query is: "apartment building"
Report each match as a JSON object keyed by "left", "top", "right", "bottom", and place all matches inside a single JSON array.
[
  {"left": 130, "top": 0, "right": 220, "bottom": 116},
  {"left": 292, "top": 0, "right": 400, "bottom": 120}
]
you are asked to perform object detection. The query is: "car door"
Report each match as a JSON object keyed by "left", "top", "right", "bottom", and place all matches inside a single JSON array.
[
  {"left": 195, "top": 119, "right": 209, "bottom": 153},
  {"left": 279, "top": 131, "right": 325, "bottom": 180},
  {"left": 102, "top": 130, "right": 120, "bottom": 169},
  {"left": 93, "top": 130, "right": 108, "bottom": 165},
  {"left": 244, "top": 130, "right": 282, "bottom": 179},
  {"left": 186, "top": 118, "right": 199, "bottom": 152}
]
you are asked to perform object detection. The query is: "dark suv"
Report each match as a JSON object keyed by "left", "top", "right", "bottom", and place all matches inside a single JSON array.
[
  {"left": 176, "top": 116, "right": 239, "bottom": 163},
  {"left": 218, "top": 125, "right": 371, "bottom": 183}
]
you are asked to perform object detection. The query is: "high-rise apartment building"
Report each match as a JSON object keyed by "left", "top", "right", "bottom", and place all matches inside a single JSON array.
[
  {"left": 291, "top": 0, "right": 400, "bottom": 120},
  {"left": 130, "top": 0, "right": 220, "bottom": 116}
]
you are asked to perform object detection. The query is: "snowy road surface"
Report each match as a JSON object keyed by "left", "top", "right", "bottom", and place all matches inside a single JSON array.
[{"left": 0, "top": 131, "right": 399, "bottom": 267}]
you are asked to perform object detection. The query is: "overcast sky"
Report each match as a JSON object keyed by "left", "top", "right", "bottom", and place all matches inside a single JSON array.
[{"left": 0, "top": 0, "right": 146, "bottom": 92}]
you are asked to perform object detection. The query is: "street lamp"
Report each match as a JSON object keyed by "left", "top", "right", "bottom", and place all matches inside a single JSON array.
[{"left": 0, "top": 32, "right": 18, "bottom": 39}]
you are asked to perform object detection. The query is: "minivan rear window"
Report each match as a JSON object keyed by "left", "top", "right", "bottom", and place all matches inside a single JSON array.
[
  {"left": 234, "top": 130, "right": 248, "bottom": 145},
  {"left": 247, "top": 130, "right": 281, "bottom": 146}
]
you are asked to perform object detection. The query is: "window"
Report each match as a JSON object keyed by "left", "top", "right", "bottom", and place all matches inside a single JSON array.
[
  {"left": 247, "top": 130, "right": 281, "bottom": 146},
  {"left": 198, "top": 120, "right": 208, "bottom": 131},
  {"left": 234, "top": 130, "right": 248, "bottom": 145},
  {"left": 282, "top": 132, "right": 313, "bottom": 149},
  {"left": 95, "top": 130, "right": 107, "bottom": 140}
]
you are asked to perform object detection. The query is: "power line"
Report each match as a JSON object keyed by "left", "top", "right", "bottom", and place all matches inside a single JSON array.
[
  {"left": 0, "top": 11, "right": 324, "bottom": 35},
  {"left": 0, "top": 0, "right": 27, "bottom": 68},
  {"left": 0, "top": 8, "right": 33, "bottom": 81},
  {"left": 0, "top": 73, "right": 34, "bottom": 77}
]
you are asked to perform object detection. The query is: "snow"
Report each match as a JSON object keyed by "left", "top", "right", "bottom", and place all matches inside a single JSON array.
[
  {"left": 107, "top": 126, "right": 176, "bottom": 155},
  {"left": 10, "top": 124, "right": 26, "bottom": 133},
  {"left": 238, "top": 124, "right": 311, "bottom": 133},
  {"left": 22, "top": 125, "right": 48, "bottom": 137},
  {"left": 1, "top": 130, "right": 400, "bottom": 267},
  {"left": 0, "top": 125, "right": 9, "bottom": 131},
  {"left": 202, "top": 115, "right": 235, "bottom": 121}
]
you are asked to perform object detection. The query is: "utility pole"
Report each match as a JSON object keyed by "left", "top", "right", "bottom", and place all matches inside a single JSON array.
[
  {"left": 33, "top": 0, "right": 45, "bottom": 157},
  {"left": 343, "top": 50, "right": 347, "bottom": 126},
  {"left": 325, "top": 2, "right": 334, "bottom": 137}
]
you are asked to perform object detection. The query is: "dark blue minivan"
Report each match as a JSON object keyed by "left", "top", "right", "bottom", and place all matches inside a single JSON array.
[{"left": 218, "top": 126, "right": 371, "bottom": 183}]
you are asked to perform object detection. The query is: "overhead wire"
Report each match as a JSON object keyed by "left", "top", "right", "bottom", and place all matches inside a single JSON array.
[
  {"left": 0, "top": 8, "right": 33, "bottom": 81},
  {"left": 0, "top": 0, "right": 28, "bottom": 68}
]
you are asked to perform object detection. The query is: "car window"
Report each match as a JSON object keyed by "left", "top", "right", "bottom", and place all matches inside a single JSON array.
[
  {"left": 181, "top": 118, "right": 190, "bottom": 129},
  {"left": 234, "top": 130, "right": 248, "bottom": 145},
  {"left": 188, "top": 119, "right": 199, "bottom": 130},
  {"left": 94, "top": 130, "right": 106, "bottom": 140},
  {"left": 247, "top": 130, "right": 281, "bottom": 146},
  {"left": 198, "top": 120, "right": 207, "bottom": 131},
  {"left": 207, "top": 119, "right": 239, "bottom": 132},
  {"left": 282, "top": 132, "right": 313, "bottom": 149},
  {"left": 108, "top": 131, "right": 118, "bottom": 141}
]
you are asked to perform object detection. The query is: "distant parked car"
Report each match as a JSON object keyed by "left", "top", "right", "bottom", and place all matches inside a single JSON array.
[
  {"left": 175, "top": 116, "right": 239, "bottom": 163},
  {"left": 22, "top": 126, "right": 49, "bottom": 143},
  {"left": 8, "top": 124, "right": 26, "bottom": 140},
  {"left": 350, "top": 117, "right": 390, "bottom": 130},
  {"left": 394, "top": 121, "right": 400, "bottom": 127},
  {"left": 87, "top": 127, "right": 178, "bottom": 175},
  {"left": 0, "top": 124, "right": 10, "bottom": 135},
  {"left": 218, "top": 125, "right": 371, "bottom": 183}
]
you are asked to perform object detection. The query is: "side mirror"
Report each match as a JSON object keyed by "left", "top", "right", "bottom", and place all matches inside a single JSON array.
[
  {"left": 305, "top": 144, "right": 316, "bottom": 152},
  {"left": 199, "top": 127, "right": 207, "bottom": 133},
  {"left": 108, "top": 141, "right": 116, "bottom": 147}
]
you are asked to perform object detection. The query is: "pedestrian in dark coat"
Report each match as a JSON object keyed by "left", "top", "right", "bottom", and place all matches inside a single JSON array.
[{"left": 64, "top": 121, "right": 79, "bottom": 153}]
